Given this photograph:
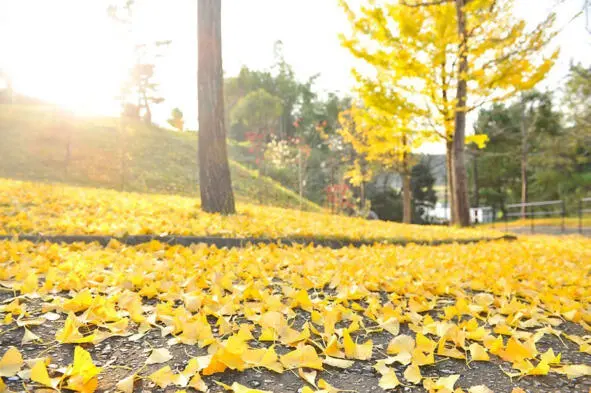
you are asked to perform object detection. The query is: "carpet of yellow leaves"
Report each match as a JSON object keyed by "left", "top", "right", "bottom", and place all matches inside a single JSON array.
[
  {"left": 0, "top": 236, "right": 590, "bottom": 393},
  {"left": 0, "top": 178, "right": 502, "bottom": 242}
]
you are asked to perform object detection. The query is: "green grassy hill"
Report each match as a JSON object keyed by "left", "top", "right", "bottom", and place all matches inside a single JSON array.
[{"left": 0, "top": 104, "right": 321, "bottom": 211}]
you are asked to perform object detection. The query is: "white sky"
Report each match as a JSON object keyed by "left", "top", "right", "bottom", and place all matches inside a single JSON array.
[{"left": 0, "top": 0, "right": 589, "bottom": 153}]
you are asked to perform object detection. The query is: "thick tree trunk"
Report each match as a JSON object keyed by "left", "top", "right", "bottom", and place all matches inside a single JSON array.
[
  {"left": 402, "top": 173, "right": 412, "bottom": 224},
  {"left": 452, "top": 0, "right": 471, "bottom": 227},
  {"left": 445, "top": 140, "right": 454, "bottom": 223},
  {"left": 198, "top": 0, "right": 236, "bottom": 214},
  {"left": 402, "top": 145, "right": 412, "bottom": 224}
]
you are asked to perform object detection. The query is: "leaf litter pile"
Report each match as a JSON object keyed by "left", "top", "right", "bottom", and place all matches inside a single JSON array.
[
  {"left": 0, "top": 179, "right": 502, "bottom": 242},
  {"left": 1, "top": 236, "right": 590, "bottom": 393}
]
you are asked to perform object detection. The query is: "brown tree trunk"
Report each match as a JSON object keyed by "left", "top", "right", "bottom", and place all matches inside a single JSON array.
[
  {"left": 402, "top": 173, "right": 412, "bottom": 224},
  {"left": 520, "top": 102, "right": 528, "bottom": 219},
  {"left": 198, "top": 0, "right": 236, "bottom": 214},
  {"left": 452, "top": 0, "right": 471, "bottom": 227},
  {"left": 402, "top": 145, "right": 412, "bottom": 224},
  {"left": 446, "top": 140, "right": 454, "bottom": 223},
  {"left": 472, "top": 150, "right": 480, "bottom": 208}
]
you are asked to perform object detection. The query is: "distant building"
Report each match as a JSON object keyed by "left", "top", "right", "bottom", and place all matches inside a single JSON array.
[{"left": 427, "top": 203, "right": 494, "bottom": 224}]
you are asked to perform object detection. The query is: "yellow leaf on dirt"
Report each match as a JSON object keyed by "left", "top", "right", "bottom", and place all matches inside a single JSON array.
[
  {"left": 20, "top": 273, "right": 38, "bottom": 294},
  {"left": 468, "top": 343, "right": 490, "bottom": 362},
  {"left": 554, "top": 364, "right": 591, "bottom": 378},
  {"left": 0, "top": 347, "right": 23, "bottom": 377},
  {"left": 22, "top": 328, "right": 41, "bottom": 345},
  {"left": 0, "top": 377, "right": 6, "bottom": 393},
  {"left": 415, "top": 333, "right": 437, "bottom": 353},
  {"left": 188, "top": 373, "right": 208, "bottom": 392},
  {"left": 65, "top": 346, "right": 102, "bottom": 393},
  {"left": 298, "top": 368, "right": 317, "bottom": 388},
  {"left": 146, "top": 348, "right": 173, "bottom": 365},
  {"left": 403, "top": 363, "right": 422, "bottom": 384},
  {"left": 343, "top": 329, "right": 372, "bottom": 360},
  {"left": 323, "top": 335, "right": 343, "bottom": 358},
  {"left": 425, "top": 375, "right": 460, "bottom": 391},
  {"left": 374, "top": 362, "right": 400, "bottom": 390},
  {"left": 387, "top": 334, "right": 415, "bottom": 355},
  {"left": 412, "top": 348, "right": 435, "bottom": 366},
  {"left": 323, "top": 356, "right": 354, "bottom": 369},
  {"left": 540, "top": 348, "right": 561, "bottom": 365},
  {"left": 149, "top": 366, "right": 177, "bottom": 389},
  {"left": 379, "top": 318, "right": 400, "bottom": 336},
  {"left": 242, "top": 347, "right": 283, "bottom": 373},
  {"left": 483, "top": 335, "right": 504, "bottom": 356},
  {"left": 115, "top": 374, "right": 135, "bottom": 393},
  {"left": 280, "top": 345, "right": 323, "bottom": 370},
  {"left": 501, "top": 337, "right": 536, "bottom": 363},
  {"left": 63, "top": 289, "right": 94, "bottom": 313},
  {"left": 30, "top": 360, "right": 58, "bottom": 389},
  {"left": 55, "top": 313, "right": 96, "bottom": 344}
]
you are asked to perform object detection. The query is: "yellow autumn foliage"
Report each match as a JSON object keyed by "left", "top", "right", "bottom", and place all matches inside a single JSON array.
[
  {"left": 0, "top": 225, "right": 590, "bottom": 391},
  {"left": 0, "top": 178, "right": 502, "bottom": 242}
]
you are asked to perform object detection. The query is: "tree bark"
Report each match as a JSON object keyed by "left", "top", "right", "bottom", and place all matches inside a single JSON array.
[
  {"left": 452, "top": 0, "right": 471, "bottom": 227},
  {"left": 472, "top": 150, "right": 479, "bottom": 208},
  {"left": 402, "top": 173, "right": 412, "bottom": 224},
  {"left": 445, "top": 140, "right": 454, "bottom": 223},
  {"left": 520, "top": 101, "right": 528, "bottom": 219},
  {"left": 198, "top": 0, "right": 236, "bottom": 214},
  {"left": 402, "top": 144, "right": 412, "bottom": 224}
]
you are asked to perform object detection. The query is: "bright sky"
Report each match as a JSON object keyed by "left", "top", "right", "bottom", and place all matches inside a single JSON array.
[{"left": 0, "top": 0, "right": 589, "bottom": 150}]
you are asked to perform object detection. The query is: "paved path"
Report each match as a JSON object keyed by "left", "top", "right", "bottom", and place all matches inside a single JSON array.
[{"left": 503, "top": 226, "right": 590, "bottom": 236}]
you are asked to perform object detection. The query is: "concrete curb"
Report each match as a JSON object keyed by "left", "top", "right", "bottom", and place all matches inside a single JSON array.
[{"left": 0, "top": 234, "right": 518, "bottom": 249}]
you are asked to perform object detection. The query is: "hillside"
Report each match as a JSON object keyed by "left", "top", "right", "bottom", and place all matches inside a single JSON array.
[{"left": 0, "top": 104, "right": 321, "bottom": 211}]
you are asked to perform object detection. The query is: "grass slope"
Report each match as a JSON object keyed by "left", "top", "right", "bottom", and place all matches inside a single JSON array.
[{"left": 0, "top": 104, "right": 320, "bottom": 211}]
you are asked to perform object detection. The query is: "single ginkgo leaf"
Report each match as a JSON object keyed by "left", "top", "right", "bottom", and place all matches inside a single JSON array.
[
  {"left": 343, "top": 329, "right": 372, "bottom": 360},
  {"left": 403, "top": 363, "right": 422, "bottom": 384},
  {"left": 298, "top": 368, "right": 317, "bottom": 388},
  {"left": 30, "top": 360, "right": 59, "bottom": 389},
  {"left": 0, "top": 376, "right": 6, "bottom": 393},
  {"left": 375, "top": 364, "right": 400, "bottom": 390},
  {"left": 22, "top": 328, "right": 41, "bottom": 345},
  {"left": 554, "top": 364, "right": 591, "bottom": 378},
  {"left": 322, "top": 356, "right": 354, "bottom": 369},
  {"left": 188, "top": 373, "right": 208, "bottom": 392},
  {"left": 468, "top": 343, "right": 490, "bottom": 362},
  {"left": 540, "top": 348, "right": 561, "bottom": 365},
  {"left": 387, "top": 335, "right": 415, "bottom": 355},
  {"left": 280, "top": 345, "right": 323, "bottom": 370},
  {"left": 0, "top": 347, "right": 23, "bottom": 377},
  {"left": 149, "top": 366, "right": 177, "bottom": 388},
  {"left": 428, "top": 375, "right": 460, "bottom": 391},
  {"left": 146, "top": 348, "right": 173, "bottom": 365},
  {"left": 379, "top": 318, "right": 400, "bottom": 336},
  {"left": 115, "top": 373, "right": 136, "bottom": 393},
  {"left": 64, "top": 346, "right": 102, "bottom": 393}
]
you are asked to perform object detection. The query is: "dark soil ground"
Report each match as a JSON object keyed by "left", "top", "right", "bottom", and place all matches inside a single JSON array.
[{"left": 1, "top": 290, "right": 590, "bottom": 393}]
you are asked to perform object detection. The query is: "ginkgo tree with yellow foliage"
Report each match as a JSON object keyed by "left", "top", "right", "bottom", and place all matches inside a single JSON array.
[
  {"left": 338, "top": 100, "right": 429, "bottom": 223},
  {"left": 340, "top": 0, "right": 558, "bottom": 226}
]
